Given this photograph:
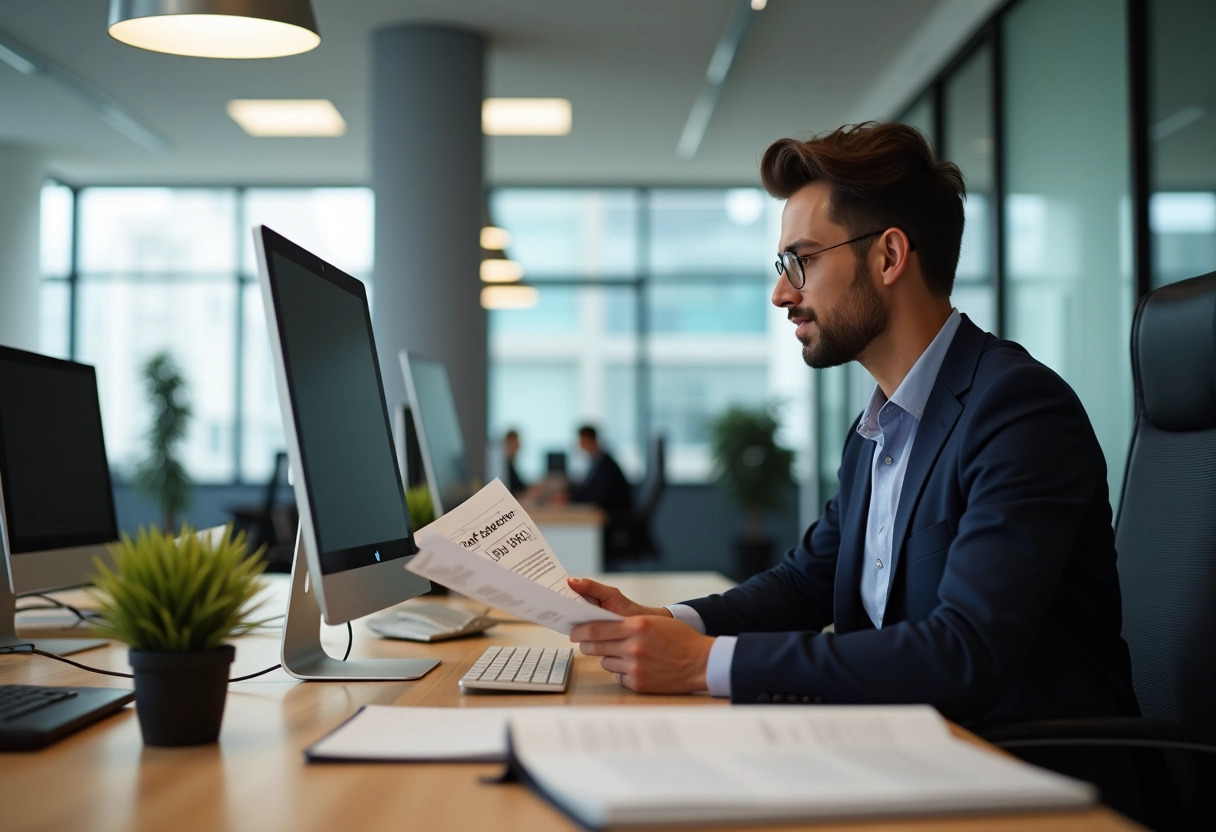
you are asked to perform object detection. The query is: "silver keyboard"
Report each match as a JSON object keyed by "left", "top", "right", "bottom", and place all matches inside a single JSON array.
[{"left": 459, "top": 645, "right": 572, "bottom": 693}]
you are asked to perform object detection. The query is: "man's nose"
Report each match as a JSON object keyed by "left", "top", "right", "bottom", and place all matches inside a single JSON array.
[{"left": 771, "top": 271, "right": 801, "bottom": 308}]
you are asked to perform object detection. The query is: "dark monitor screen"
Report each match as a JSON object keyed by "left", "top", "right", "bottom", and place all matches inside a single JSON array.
[
  {"left": 0, "top": 346, "right": 118, "bottom": 556},
  {"left": 262, "top": 239, "right": 415, "bottom": 575},
  {"left": 546, "top": 451, "right": 568, "bottom": 478},
  {"left": 401, "top": 354, "right": 473, "bottom": 516}
]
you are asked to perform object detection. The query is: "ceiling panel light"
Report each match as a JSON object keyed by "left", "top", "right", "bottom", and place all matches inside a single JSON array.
[
  {"left": 481, "top": 285, "right": 539, "bottom": 310},
  {"left": 480, "top": 258, "right": 525, "bottom": 283},
  {"left": 227, "top": 99, "right": 346, "bottom": 137},
  {"left": 480, "top": 226, "right": 512, "bottom": 250},
  {"left": 108, "top": 1, "right": 320, "bottom": 59},
  {"left": 482, "top": 98, "right": 572, "bottom": 136}
]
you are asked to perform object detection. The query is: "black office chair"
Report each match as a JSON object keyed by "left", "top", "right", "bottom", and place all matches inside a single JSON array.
[
  {"left": 230, "top": 452, "right": 297, "bottom": 572},
  {"left": 603, "top": 435, "right": 666, "bottom": 568},
  {"left": 981, "top": 271, "right": 1216, "bottom": 830}
]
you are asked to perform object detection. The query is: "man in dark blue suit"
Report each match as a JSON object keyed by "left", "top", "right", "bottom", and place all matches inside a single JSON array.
[
  {"left": 569, "top": 123, "right": 1136, "bottom": 736},
  {"left": 567, "top": 425, "right": 632, "bottom": 513}
]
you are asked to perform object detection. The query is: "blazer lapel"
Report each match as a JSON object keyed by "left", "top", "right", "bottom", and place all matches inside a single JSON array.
[
  {"left": 888, "top": 316, "right": 987, "bottom": 575},
  {"left": 833, "top": 435, "right": 875, "bottom": 632}
]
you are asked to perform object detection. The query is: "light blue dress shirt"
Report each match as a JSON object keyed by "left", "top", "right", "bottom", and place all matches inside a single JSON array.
[{"left": 670, "top": 309, "right": 962, "bottom": 697}]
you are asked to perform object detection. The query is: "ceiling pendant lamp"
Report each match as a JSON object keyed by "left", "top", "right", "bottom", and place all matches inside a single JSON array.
[{"left": 107, "top": 1, "right": 321, "bottom": 59}]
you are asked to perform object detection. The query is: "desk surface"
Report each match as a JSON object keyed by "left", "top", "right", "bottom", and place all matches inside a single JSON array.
[{"left": 1, "top": 573, "right": 1140, "bottom": 832}]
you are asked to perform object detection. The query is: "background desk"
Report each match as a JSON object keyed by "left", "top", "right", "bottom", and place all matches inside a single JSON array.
[
  {"left": 1, "top": 573, "right": 1140, "bottom": 832},
  {"left": 528, "top": 503, "right": 606, "bottom": 574}
]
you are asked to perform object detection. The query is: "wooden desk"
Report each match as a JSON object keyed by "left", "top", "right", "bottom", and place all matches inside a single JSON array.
[{"left": 1, "top": 573, "right": 1140, "bottom": 832}]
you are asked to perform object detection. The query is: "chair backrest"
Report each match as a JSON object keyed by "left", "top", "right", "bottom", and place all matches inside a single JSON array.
[
  {"left": 634, "top": 435, "right": 666, "bottom": 519},
  {"left": 1115, "top": 270, "right": 1216, "bottom": 735},
  {"left": 262, "top": 451, "right": 291, "bottom": 515}
]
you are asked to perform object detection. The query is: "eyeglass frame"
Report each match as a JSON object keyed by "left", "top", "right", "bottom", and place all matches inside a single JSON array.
[{"left": 774, "top": 229, "right": 893, "bottom": 290}]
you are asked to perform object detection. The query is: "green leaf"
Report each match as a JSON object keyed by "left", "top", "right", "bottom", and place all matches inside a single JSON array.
[{"left": 88, "top": 524, "right": 267, "bottom": 652}]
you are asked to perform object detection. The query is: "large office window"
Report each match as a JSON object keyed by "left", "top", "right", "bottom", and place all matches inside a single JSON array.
[
  {"left": 488, "top": 188, "right": 799, "bottom": 485},
  {"left": 40, "top": 186, "right": 374, "bottom": 485},
  {"left": 1149, "top": 0, "right": 1216, "bottom": 287},
  {"left": 943, "top": 44, "right": 997, "bottom": 335},
  {"left": 44, "top": 185, "right": 799, "bottom": 488},
  {"left": 1003, "top": 0, "right": 1133, "bottom": 497}
]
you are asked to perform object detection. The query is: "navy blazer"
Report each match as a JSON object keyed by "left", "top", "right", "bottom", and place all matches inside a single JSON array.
[
  {"left": 570, "top": 451, "right": 633, "bottom": 513},
  {"left": 684, "top": 316, "right": 1137, "bottom": 727}
]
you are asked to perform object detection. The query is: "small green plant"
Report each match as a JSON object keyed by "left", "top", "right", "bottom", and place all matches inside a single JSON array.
[
  {"left": 707, "top": 404, "right": 795, "bottom": 541},
  {"left": 90, "top": 525, "right": 269, "bottom": 652},
  {"left": 405, "top": 484, "right": 435, "bottom": 530},
  {"left": 133, "top": 352, "right": 192, "bottom": 531}
]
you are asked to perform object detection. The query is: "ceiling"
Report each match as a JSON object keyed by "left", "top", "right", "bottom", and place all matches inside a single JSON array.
[{"left": 0, "top": 0, "right": 999, "bottom": 187}]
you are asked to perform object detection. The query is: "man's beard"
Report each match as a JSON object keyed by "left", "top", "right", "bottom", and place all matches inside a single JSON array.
[{"left": 795, "top": 262, "right": 888, "bottom": 369}]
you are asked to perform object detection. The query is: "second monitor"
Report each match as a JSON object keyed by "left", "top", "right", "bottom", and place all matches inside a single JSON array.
[{"left": 399, "top": 351, "right": 476, "bottom": 518}]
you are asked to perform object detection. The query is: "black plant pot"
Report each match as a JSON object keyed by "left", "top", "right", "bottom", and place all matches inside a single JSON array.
[{"left": 129, "top": 645, "right": 235, "bottom": 747}]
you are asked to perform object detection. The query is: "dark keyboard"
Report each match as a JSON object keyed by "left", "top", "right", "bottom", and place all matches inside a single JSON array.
[{"left": 0, "top": 684, "right": 134, "bottom": 751}]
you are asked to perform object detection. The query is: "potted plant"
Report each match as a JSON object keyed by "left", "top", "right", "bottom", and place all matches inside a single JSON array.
[
  {"left": 706, "top": 404, "right": 795, "bottom": 580},
  {"left": 89, "top": 525, "right": 269, "bottom": 747},
  {"left": 405, "top": 483, "right": 436, "bottom": 531},
  {"left": 133, "top": 351, "right": 192, "bottom": 531}
]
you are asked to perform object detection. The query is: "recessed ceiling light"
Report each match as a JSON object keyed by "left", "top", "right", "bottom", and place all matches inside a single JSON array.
[
  {"left": 481, "top": 285, "right": 539, "bottom": 310},
  {"left": 108, "top": 2, "right": 320, "bottom": 59},
  {"left": 751, "top": 0, "right": 768, "bottom": 10},
  {"left": 480, "top": 226, "right": 513, "bottom": 250},
  {"left": 227, "top": 99, "right": 346, "bottom": 137},
  {"left": 482, "top": 99, "right": 572, "bottom": 136},
  {"left": 480, "top": 259, "right": 525, "bottom": 283}
]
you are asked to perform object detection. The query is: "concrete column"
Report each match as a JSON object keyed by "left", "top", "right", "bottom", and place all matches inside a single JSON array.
[
  {"left": 371, "top": 25, "right": 486, "bottom": 484},
  {"left": 0, "top": 145, "right": 44, "bottom": 351}
]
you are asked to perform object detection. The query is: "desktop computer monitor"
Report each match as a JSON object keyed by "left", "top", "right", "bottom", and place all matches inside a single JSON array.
[
  {"left": 398, "top": 352, "right": 475, "bottom": 517},
  {"left": 0, "top": 345, "right": 117, "bottom": 655},
  {"left": 253, "top": 225, "right": 437, "bottom": 681}
]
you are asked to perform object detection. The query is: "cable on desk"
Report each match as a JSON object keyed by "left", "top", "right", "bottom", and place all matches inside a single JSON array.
[
  {"left": 4, "top": 619, "right": 356, "bottom": 681},
  {"left": 15, "top": 593, "right": 97, "bottom": 625},
  {"left": 228, "top": 663, "right": 282, "bottom": 682}
]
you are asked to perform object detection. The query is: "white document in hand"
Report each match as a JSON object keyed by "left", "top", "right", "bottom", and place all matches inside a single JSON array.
[
  {"left": 406, "top": 532, "right": 622, "bottom": 635},
  {"left": 418, "top": 478, "right": 581, "bottom": 600}
]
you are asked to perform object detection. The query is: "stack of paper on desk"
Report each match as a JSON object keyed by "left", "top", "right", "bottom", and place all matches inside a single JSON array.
[
  {"left": 306, "top": 704, "right": 1095, "bottom": 826},
  {"left": 506, "top": 705, "right": 1095, "bottom": 827}
]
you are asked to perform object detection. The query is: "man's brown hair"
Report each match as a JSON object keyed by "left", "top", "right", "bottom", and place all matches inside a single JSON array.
[{"left": 760, "top": 122, "right": 966, "bottom": 297}]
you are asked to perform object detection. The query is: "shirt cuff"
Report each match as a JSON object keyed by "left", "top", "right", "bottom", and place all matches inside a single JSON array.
[
  {"left": 705, "top": 636, "right": 737, "bottom": 698},
  {"left": 666, "top": 604, "right": 706, "bottom": 633}
]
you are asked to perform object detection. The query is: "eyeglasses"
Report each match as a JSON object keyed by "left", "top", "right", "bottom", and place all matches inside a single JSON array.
[{"left": 774, "top": 230, "right": 884, "bottom": 290}]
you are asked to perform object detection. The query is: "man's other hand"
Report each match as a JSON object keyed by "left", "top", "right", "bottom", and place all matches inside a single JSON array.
[
  {"left": 570, "top": 616, "right": 713, "bottom": 694},
  {"left": 567, "top": 577, "right": 673, "bottom": 618}
]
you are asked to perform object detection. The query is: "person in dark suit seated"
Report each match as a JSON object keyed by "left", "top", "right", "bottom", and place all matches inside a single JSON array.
[
  {"left": 566, "top": 122, "right": 1141, "bottom": 816},
  {"left": 566, "top": 425, "right": 632, "bottom": 513},
  {"left": 502, "top": 428, "right": 528, "bottom": 495}
]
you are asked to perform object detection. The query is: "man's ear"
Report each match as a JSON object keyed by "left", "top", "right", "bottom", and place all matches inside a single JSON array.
[{"left": 876, "top": 228, "right": 913, "bottom": 287}]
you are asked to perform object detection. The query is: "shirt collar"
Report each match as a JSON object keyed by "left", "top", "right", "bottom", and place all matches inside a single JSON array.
[{"left": 857, "top": 309, "right": 962, "bottom": 437}]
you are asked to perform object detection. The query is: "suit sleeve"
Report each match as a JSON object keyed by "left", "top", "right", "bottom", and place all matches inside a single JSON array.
[{"left": 714, "top": 362, "right": 1107, "bottom": 719}]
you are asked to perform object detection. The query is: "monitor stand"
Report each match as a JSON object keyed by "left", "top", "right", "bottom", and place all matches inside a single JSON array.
[
  {"left": 0, "top": 555, "right": 106, "bottom": 656},
  {"left": 280, "top": 530, "right": 439, "bottom": 681}
]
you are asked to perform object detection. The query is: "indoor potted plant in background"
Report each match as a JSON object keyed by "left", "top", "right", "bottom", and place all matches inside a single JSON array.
[
  {"left": 89, "top": 525, "right": 269, "bottom": 747},
  {"left": 707, "top": 404, "right": 795, "bottom": 580},
  {"left": 133, "top": 351, "right": 192, "bottom": 531}
]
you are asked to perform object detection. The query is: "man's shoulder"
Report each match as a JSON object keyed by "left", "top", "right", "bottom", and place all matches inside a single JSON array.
[{"left": 972, "top": 333, "right": 1075, "bottom": 397}]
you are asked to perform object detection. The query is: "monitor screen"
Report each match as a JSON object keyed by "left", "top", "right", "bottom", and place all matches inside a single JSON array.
[
  {"left": 0, "top": 346, "right": 118, "bottom": 567},
  {"left": 259, "top": 230, "right": 415, "bottom": 577},
  {"left": 399, "top": 353, "right": 473, "bottom": 516}
]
